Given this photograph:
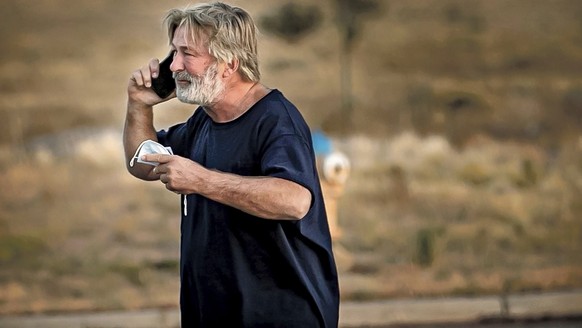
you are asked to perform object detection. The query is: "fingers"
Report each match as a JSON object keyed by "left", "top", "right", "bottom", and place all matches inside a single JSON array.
[
  {"left": 149, "top": 58, "right": 160, "bottom": 80},
  {"left": 158, "top": 172, "right": 181, "bottom": 194},
  {"left": 142, "top": 153, "right": 172, "bottom": 164},
  {"left": 129, "top": 58, "right": 160, "bottom": 88},
  {"left": 130, "top": 70, "right": 145, "bottom": 87},
  {"left": 146, "top": 155, "right": 192, "bottom": 195},
  {"left": 153, "top": 165, "right": 172, "bottom": 190}
]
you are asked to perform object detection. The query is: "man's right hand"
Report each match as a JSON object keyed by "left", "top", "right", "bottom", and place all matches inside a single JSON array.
[{"left": 128, "top": 58, "right": 176, "bottom": 106}]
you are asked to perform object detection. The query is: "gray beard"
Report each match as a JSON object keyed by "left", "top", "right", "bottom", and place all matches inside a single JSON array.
[{"left": 173, "top": 63, "right": 225, "bottom": 106}]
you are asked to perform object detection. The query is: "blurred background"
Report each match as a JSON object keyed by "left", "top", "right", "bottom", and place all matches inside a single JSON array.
[{"left": 1, "top": 0, "right": 582, "bottom": 322}]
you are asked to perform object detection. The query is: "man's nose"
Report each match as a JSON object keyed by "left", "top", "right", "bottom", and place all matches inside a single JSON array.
[{"left": 169, "top": 54, "right": 183, "bottom": 72}]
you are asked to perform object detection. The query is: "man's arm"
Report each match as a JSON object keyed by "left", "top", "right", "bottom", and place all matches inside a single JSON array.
[
  {"left": 145, "top": 154, "right": 312, "bottom": 220},
  {"left": 123, "top": 58, "right": 174, "bottom": 180},
  {"left": 123, "top": 102, "right": 158, "bottom": 180},
  {"left": 203, "top": 171, "right": 312, "bottom": 221}
]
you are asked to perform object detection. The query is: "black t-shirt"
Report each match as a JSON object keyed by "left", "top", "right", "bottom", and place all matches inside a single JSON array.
[{"left": 157, "top": 90, "right": 339, "bottom": 327}]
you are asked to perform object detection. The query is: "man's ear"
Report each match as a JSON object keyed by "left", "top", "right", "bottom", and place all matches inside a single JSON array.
[{"left": 222, "top": 58, "right": 239, "bottom": 78}]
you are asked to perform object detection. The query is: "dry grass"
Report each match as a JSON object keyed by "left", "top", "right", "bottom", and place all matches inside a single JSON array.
[
  {"left": 1, "top": 0, "right": 582, "bottom": 315},
  {"left": 336, "top": 133, "right": 582, "bottom": 300}
]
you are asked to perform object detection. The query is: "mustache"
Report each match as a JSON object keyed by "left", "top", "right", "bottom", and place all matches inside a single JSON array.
[{"left": 172, "top": 71, "right": 193, "bottom": 81}]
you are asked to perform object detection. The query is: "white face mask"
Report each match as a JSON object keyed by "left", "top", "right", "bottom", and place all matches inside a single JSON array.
[{"left": 129, "top": 139, "right": 173, "bottom": 167}]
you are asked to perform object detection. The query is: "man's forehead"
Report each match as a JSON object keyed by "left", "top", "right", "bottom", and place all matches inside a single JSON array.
[{"left": 172, "top": 25, "right": 206, "bottom": 49}]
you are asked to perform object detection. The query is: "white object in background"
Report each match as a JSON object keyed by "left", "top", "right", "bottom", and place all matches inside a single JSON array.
[{"left": 322, "top": 152, "right": 351, "bottom": 185}]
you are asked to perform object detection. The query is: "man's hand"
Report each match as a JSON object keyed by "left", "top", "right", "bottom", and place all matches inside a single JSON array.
[
  {"left": 144, "top": 154, "right": 204, "bottom": 194},
  {"left": 128, "top": 58, "right": 176, "bottom": 106}
]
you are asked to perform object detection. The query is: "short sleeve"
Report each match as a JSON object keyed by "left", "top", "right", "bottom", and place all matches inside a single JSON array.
[
  {"left": 156, "top": 108, "right": 206, "bottom": 157},
  {"left": 261, "top": 134, "right": 318, "bottom": 200},
  {"left": 157, "top": 125, "right": 186, "bottom": 157}
]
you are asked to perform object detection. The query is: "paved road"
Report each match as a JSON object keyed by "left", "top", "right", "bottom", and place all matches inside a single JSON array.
[
  {"left": 1, "top": 290, "right": 581, "bottom": 328},
  {"left": 339, "top": 290, "right": 582, "bottom": 327}
]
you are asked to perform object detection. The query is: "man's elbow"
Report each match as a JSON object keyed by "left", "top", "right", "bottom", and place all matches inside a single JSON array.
[
  {"left": 290, "top": 188, "right": 312, "bottom": 220},
  {"left": 126, "top": 164, "right": 156, "bottom": 181}
]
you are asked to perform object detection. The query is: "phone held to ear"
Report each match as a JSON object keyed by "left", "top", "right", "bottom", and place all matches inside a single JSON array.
[{"left": 151, "top": 53, "right": 175, "bottom": 99}]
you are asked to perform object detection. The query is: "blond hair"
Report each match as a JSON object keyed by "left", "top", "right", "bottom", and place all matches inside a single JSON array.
[{"left": 164, "top": 2, "right": 260, "bottom": 82}]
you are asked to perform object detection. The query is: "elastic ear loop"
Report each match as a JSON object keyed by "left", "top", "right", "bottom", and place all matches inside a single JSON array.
[{"left": 129, "top": 140, "right": 150, "bottom": 167}]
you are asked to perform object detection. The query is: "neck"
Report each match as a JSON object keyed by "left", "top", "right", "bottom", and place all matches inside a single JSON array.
[{"left": 204, "top": 81, "right": 269, "bottom": 123}]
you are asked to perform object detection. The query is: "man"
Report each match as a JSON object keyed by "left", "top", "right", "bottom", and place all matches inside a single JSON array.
[{"left": 123, "top": 2, "right": 339, "bottom": 327}]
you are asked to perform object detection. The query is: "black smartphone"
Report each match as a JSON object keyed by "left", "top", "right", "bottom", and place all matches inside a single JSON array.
[{"left": 151, "top": 53, "right": 175, "bottom": 98}]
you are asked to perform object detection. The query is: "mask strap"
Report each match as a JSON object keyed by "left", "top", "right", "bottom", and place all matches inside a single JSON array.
[{"left": 129, "top": 140, "right": 149, "bottom": 167}]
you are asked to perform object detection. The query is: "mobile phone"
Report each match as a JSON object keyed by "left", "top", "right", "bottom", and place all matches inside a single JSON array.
[{"left": 151, "top": 53, "right": 175, "bottom": 98}]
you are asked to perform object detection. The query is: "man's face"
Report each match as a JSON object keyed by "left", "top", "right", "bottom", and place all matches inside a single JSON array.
[{"left": 170, "top": 25, "right": 225, "bottom": 106}]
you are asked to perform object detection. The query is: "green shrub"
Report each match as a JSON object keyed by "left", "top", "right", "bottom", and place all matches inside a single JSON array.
[
  {"left": 459, "top": 162, "right": 492, "bottom": 185},
  {"left": 0, "top": 234, "right": 46, "bottom": 266},
  {"left": 561, "top": 86, "right": 582, "bottom": 127},
  {"left": 109, "top": 263, "right": 144, "bottom": 287},
  {"left": 259, "top": 3, "right": 322, "bottom": 43},
  {"left": 415, "top": 228, "right": 435, "bottom": 267}
]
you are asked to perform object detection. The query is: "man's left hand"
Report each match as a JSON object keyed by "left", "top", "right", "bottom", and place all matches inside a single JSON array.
[{"left": 142, "top": 154, "right": 205, "bottom": 194}]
